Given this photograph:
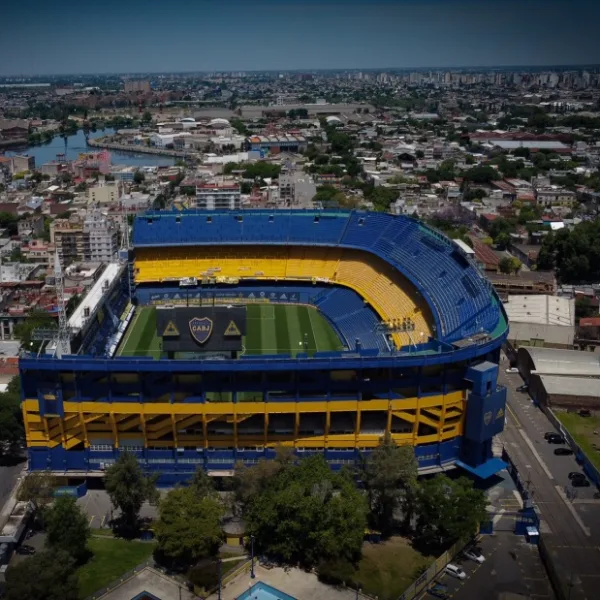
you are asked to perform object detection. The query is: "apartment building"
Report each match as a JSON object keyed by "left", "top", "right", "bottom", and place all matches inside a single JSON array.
[
  {"left": 124, "top": 80, "right": 151, "bottom": 94},
  {"left": 85, "top": 212, "right": 119, "bottom": 263},
  {"left": 87, "top": 181, "right": 123, "bottom": 206},
  {"left": 195, "top": 183, "right": 241, "bottom": 210},
  {"left": 535, "top": 187, "right": 576, "bottom": 209},
  {"left": 51, "top": 212, "right": 119, "bottom": 265}
]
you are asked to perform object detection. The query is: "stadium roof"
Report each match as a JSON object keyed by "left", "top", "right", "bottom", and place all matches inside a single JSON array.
[
  {"left": 68, "top": 263, "right": 122, "bottom": 332},
  {"left": 503, "top": 295, "right": 574, "bottom": 327},
  {"left": 537, "top": 375, "right": 600, "bottom": 398},
  {"left": 521, "top": 346, "right": 600, "bottom": 377}
]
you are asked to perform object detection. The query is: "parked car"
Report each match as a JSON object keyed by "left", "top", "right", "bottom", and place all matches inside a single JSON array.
[
  {"left": 16, "top": 545, "right": 35, "bottom": 555},
  {"left": 544, "top": 431, "right": 558, "bottom": 440},
  {"left": 547, "top": 433, "right": 565, "bottom": 444},
  {"left": 428, "top": 583, "right": 450, "bottom": 599},
  {"left": 445, "top": 564, "right": 467, "bottom": 580},
  {"left": 517, "top": 384, "right": 528, "bottom": 393},
  {"left": 506, "top": 368, "right": 519, "bottom": 374},
  {"left": 572, "top": 477, "right": 591, "bottom": 487},
  {"left": 554, "top": 447, "right": 574, "bottom": 456},
  {"left": 579, "top": 409, "right": 591, "bottom": 418},
  {"left": 463, "top": 546, "right": 485, "bottom": 563},
  {"left": 569, "top": 472, "right": 586, "bottom": 480}
]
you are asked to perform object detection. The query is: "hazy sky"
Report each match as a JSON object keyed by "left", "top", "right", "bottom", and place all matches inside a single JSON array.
[{"left": 1, "top": 0, "right": 599, "bottom": 75}]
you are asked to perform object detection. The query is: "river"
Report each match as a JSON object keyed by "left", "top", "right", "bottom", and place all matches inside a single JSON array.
[{"left": 2, "top": 128, "right": 175, "bottom": 168}]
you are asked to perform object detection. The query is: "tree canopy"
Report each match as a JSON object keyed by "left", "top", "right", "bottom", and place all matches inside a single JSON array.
[
  {"left": 154, "top": 487, "right": 224, "bottom": 570},
  {"left": 463, "top": 165, "right": 500, "bottom": 184},
  {"left": 4, "top": 549, "right": 79, "bottom": 600},
  {"left": 537, "top": 220, "right": 600, "bottom": 283},
  {"left": 44, "top": 495, "right": 90, "bottom": 563},
  {"left": 14, "top": 309, "right": 57, "bottom": 352},
  {"left": 104, "top": 452, "right": 159, "bottom": 536},
  {"left": 0, "top": 377, "right": 23, "bottom": 449},
  {"left": 413, "top": 475, "right": 488, "bottom": 554},
  {"left": 362, "top": 435, "right": 418, "bottom": 536},
  {"left": 244, "top": 454, "right": 367, "bottom": 568}
]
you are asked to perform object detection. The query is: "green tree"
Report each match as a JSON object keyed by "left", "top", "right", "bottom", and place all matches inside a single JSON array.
[
  {"left": 495, "top": 232, "right": 512, "bottom": 250},
  {"left": 245, "top": 454, "right": 367, "bottom": 568},
  {"left": 537, "top": 220, "right": 600, "bottom": 283},
  {"left": 362, "top": 435, "right": 418, "bottom": 536},
  {"left": 153, "top": 194, "right": 168, "bottom": 209},
  {"left": 367, "top": 186, "right": 398, "bottom": 212},
  {"left": 233, "top": 446, "right": 294, "bottom": 511},
  {"left": 66, "top": 294, "right": 80, "bottom": 318},
  {"left": 133, "top": 170, "right": 145, "bottom": 185},
  {"left": 191, "top": 467, "right": 217, "bottom": 498},
  {"left": 4, "top": 549, "right": 79, "bottom": 600},
  {"left": 463, "top": 165, "right": 499, "bottom": 184},
  {"left": 17, "top": 471, "right": 59, "bottom": 509},
  {"left": 154, "top": 487, "right": 223, "bottom": 569},
  {"left": 413, "top": 475, "right": 488, "bottom": 554},
  {"left": 104, "top": 452, "right": 159, "bottom": 536},
  {"left": 44, "top": 495, "right": 90, "bottom": 563},
  {"left": 141, "top": 111, "right": 152, "bottom": 124},
  {"left": 231, "top": 118, "right": 249, "bottom": 136},
  {"left": 498, "top": 256, "right": 522, "bottom": 274},
  {"left": 0, "top": 377, "right": 23, "bottom": 449},
  {"left": 14, "top": 309, "right": 57, "bottom": 352}
]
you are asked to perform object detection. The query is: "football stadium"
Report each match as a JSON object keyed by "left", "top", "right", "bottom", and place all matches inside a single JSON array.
[{"left": 20, "top": 210, "right": 509, "bottom": 484}]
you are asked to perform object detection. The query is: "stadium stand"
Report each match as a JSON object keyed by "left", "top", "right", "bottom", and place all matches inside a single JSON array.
[
  {"left": 133, "top": 210, "right": 498, "bottom": 344},
  {"left": 19, "top": 210, "right": 509, "bottom": 485}
]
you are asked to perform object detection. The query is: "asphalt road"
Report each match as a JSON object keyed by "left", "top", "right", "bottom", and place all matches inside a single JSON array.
[{"left": 499, "top": 368, "right": 600, "bottom": 600}]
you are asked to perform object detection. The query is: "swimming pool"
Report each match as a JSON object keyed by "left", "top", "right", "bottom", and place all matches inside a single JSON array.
[{"left": 236, "top": 581, "right": 297, "bottom": 600}]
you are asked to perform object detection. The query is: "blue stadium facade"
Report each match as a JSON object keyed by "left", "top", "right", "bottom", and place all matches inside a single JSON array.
[{"left": 20, "top": 210, "right": 509, "bottom": 485}]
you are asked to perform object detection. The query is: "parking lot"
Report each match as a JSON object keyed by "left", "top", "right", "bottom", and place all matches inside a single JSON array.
[
  {"left": 420, "top": 532, "right": 554, "bottom": 600},
  {"left": 77, "top": 489, "right": 162, "bottom": 528}
]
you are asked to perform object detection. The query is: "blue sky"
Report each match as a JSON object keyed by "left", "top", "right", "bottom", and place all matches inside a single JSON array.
[{"left": 1, "top": 0, "right": 599, "bottom": 75}]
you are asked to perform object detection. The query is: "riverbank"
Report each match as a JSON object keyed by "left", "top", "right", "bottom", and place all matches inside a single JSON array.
[{"left": 87, "top": 137, "right": 190, "bottom": 158}]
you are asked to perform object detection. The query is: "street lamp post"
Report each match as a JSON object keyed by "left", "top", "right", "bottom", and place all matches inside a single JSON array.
[
  {"left": 250, "top": 534, "right": 256, "bottom": 579},
  {"left": 217, "top": 558, "right": 222, "bottom": 600}
]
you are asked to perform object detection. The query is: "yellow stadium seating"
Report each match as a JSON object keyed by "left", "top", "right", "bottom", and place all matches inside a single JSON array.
[{"left": 135, "top": 246, "right": 433, "bottom": 345}]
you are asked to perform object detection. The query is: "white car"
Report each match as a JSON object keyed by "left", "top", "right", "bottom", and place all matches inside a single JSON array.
[
  {"left": 463, "top": 547, "right": 485, "bottom": 564},
  {"left": 445, "top": 563, "right": 467, "bottom": 580},
  {"left": 505, "top": 367, "right": 519, "bottom": 374}
]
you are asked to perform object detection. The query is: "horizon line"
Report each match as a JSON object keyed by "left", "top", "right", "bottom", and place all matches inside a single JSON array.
[{"left": 2, "top": 62, "right": 600, "bottom": 78}]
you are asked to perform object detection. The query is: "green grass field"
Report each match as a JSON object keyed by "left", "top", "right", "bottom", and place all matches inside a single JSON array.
[
  {"left": 77, "top": 537, "right": 155, "bottom": 599},
  {"left": 556, "top": 411, "right": 600, "bottom": 470},
  {"left": 117, "top": 304, "right": 345, "bottom": 359}
]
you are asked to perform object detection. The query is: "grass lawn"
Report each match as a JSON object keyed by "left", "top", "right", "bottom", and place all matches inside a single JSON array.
[
  {"left": 556, "top": 411, "right": 600, "bottom": 470},
  {"left": 221, "top": 557, "right": 248, "bottom": 577},
  {"left": 244, "top": 304, "right": 344, "bottom": 357},
  {"left": 77, "top": 537, "right": 155, "bottom": 599},
  {"left": 354, "top": 537, "right": 431, "bottom": 600},
  {"left": 118, "top": 306, "right": 161, "bottom": 359}
]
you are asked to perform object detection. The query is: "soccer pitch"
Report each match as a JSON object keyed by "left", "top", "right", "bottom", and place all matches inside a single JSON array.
[{"left": 117, "top": 304, "right": 345, "bottom": 359}]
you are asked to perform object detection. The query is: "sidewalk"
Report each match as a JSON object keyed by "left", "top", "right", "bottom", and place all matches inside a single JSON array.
[{"left": 0, "top": 465, "right": 27, "bottom": 530}]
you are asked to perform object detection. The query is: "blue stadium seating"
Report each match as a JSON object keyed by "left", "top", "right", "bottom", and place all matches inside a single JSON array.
[{"left": 134, "top": 210, "right": 500, "bottom": 344}]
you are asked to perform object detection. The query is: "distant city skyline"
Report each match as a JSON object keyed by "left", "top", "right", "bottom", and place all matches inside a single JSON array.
[{"left": 1, "top": 0, "right": 599, "bottom": 76}]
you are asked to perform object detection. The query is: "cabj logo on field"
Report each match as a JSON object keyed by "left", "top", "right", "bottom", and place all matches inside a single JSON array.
[
  {"left": 189, "top": 317, "right": 213, "bottom": 344},
  {"left": 483, "top": 411, "right": 493, "bottom": 426}
]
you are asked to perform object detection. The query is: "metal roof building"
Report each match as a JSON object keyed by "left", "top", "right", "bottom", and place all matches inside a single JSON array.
[
  {"left": 517, "top": 346, "right": 600, "bottom": 408},
  {"left": 530, "top": 374, "right": 600, "bottom": 408},
  {"left": 504, "top": 295, "right": 575, "bottom": 348},
  {"left": 517, "top": 346, "right": 600, "bottom": 378}
]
